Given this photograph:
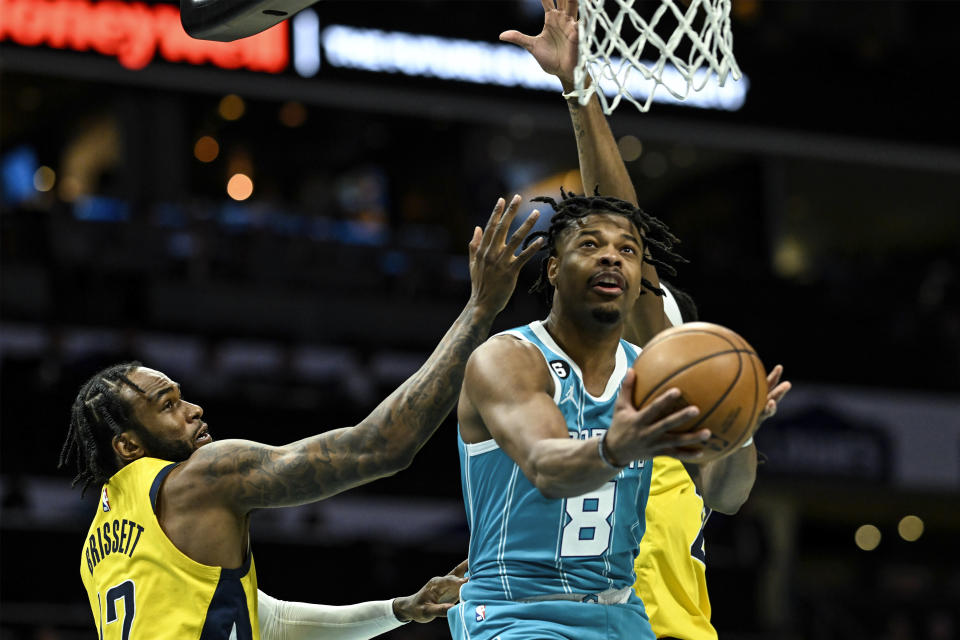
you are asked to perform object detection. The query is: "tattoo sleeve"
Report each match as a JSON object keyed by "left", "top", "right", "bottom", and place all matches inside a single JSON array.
[{"left": 198, "top": 302, "right": 496, "bottom": 511}]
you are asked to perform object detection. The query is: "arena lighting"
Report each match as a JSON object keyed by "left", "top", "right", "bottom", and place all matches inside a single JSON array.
[
  {"left": 0, "top": 0, "right": 288, "bottom": 72},
  {"left": 897, "top": 515, "right": 924, "bottom": 542},
  {"left": 292, "top": 7, "right": 320, "bottom": 78},
  {"left": 854, "top": 524, "right": 881, "bottom": 551},
  {"left": 33, "top": 165, "right": 56, "bottom": 191},
  {"left": 227, "top": 173, "right": 254, "bottom": 201},
  {"left": 319, "top": 25, "right": 748, "bottom": 111}
]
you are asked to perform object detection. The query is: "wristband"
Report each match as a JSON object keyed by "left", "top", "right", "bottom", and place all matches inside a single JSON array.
[
  {"left": 598, "top": 432, "right": 626, "bottom": 469},
  {"left": 741, "top": 436, "right": 754, "bottom": 448}
]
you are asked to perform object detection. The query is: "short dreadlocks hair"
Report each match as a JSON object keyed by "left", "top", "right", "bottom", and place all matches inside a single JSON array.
[
  {"left": 522, "top": 188, "right": 686, "bottom": 302},
  {"left": 58, "top": 362, "right": 147, "bottom": 495}
]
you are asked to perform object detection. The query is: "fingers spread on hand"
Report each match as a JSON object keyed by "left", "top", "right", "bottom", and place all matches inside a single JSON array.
[
  {"left": 561, "top": 0, "right": 578, "bottom": 18},
  {"left": 506, "top": 209, "right": 540, "bottom": 255},
  {"left": 766, "top": 364, "right": 783, "bottom": 389},
  {"left": 479, "top": 198, "right": 505, "bottom": 255},
  {"left": 648, "top": 403, "right": 700, "bottom": 437},
  {"left": 484, "top": 198, "right": 505, "bottom": 232},
  {"left": 499, "top": 30, "right": 534, "bottom": 50},
  {"left": 639, "top": 386, "right": 683, "bottom": 417},
  {"left": 762, "top": 399, "right": 776, "bottom": 419},
  {"left": 516, "top": 235, "right": 545, "bottom": 268},
  {"left": 495, "top": 194, "right": 522, "bottom": 246},
  {"left": 762, "top": 382, "right": 791, "bottom": 422},
  {"left": 541, "top": 0, "right": 556, "bottom": 12},
  {"left": 468, "top": 226, "right": 482, "bottom": 259},
  {"left": 771, "top": 381, "right": 792, "bottom": 402}
]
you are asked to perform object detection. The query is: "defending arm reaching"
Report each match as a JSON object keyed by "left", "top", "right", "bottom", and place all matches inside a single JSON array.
[
  {"left": 257, "top": 561, "right": 468, "bottom": 640},
  {"left": 501, "top": 0, "right": 665, "bottom": 337},
  {"left": 111, "top": 196, "right": 546, "bottom": 572},
  {"left": 176, "top": 196, "right": 544, "bottom": 512}
]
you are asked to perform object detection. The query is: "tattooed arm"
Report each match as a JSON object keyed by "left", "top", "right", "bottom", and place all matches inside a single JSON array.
[{"left": 182, "top": 196, "right": 543, "bottom": 512}]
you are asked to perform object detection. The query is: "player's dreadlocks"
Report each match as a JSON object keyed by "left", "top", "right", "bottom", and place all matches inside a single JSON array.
[
  {"left": 522, "top": 188, "right": 687, "bottom": 302},
  {"left": 58, "top": 362, "right": 146, "bottom": 495}
]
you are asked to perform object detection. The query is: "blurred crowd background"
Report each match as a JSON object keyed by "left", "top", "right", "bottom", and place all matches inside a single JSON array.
[{"left": 1, "top": 1, "right": 958, "bottom": 639}]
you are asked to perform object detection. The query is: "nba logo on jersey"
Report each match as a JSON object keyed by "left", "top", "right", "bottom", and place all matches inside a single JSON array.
[
  {"left": 101, "top": 487, "right": 111, "bottom": 512},
  {"left": 474, "top": 605, "right": 486, "bottom": 622}
]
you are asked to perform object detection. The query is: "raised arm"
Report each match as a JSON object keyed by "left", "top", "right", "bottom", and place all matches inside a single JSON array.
[
  {"left": 501, "top": 0, "right": 668, "bottom": 339},
  {"left": 177, "top": 196, "right": 544, "bottom": 512},
  {"left": 459, "top": 336, "right": 709, "bottom": 499}
]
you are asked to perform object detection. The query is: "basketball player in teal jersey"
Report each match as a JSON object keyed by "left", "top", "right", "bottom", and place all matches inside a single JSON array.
[
  {"left": 448, "top": 188, "right": 714, "bottom": 640},
  {"left": 500, "top": 2, "right": 792, "bottom": 638}
]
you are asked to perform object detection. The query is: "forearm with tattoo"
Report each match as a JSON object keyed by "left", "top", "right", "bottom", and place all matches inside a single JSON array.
[{"left": 197, "top": 302, "right": 496, "bottom": 511}]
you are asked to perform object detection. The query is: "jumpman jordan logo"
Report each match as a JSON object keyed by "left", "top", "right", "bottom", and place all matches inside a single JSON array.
[{"left": 559, "top": 386, "right": 579, "bottom": 409}]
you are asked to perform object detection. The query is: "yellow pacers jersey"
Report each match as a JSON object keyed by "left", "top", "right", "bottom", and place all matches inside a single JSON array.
[
  {"left": 634, "top": 456, "right": 716, "bottom": 640},
  {"left": 80, "top": 457, "right": 259, "bottom": 640}
]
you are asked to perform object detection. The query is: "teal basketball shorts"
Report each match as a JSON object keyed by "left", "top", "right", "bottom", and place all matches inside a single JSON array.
[{"left": 448, "top": 594, "right": 656, "bottom": 640}]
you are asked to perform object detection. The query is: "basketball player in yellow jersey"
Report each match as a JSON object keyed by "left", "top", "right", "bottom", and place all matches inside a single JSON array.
[
  {"left": 629, "top": 286, "right": 788, "bottom": 640},
  {"left": 503, "top": 2, "right": 791, "bottom": 638},
  {"left": 59, "top": 195, "right": 545, "bottom": 640}
]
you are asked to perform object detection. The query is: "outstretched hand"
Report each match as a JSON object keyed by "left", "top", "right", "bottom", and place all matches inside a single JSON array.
[
  {"left": 500, "top": 0, "right": 580, "bottom": 90},
  {"left": 753, "top": 364, "right": 792, "bottom": 432},
  {"left": 468, "top": 195, "right": 544, "bottom": 316},
  {"left": 392, "top": 559, "right": 469, "bottom": 623}
]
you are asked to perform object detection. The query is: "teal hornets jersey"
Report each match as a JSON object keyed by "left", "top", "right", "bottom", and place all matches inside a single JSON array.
[{"left": 458, "top": 320, "right": 651, "bottom": 602}]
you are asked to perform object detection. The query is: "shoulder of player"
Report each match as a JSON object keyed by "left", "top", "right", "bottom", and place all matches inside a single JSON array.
[
  {"left": 466, "top": 335, "right": 552, "bottom": 392},
  {"left": 160, "top": 439, "right": 264, "bottom": 504}
]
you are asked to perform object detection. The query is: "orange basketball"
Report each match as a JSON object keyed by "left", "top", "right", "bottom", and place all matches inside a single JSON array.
[{"left": 632, "top": 322, "right": 767, "bottom": 462}]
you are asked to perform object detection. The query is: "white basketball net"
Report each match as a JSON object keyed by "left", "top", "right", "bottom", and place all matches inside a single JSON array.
[{"left": 574, "top": 0, "right": 742, "bottom": 114}]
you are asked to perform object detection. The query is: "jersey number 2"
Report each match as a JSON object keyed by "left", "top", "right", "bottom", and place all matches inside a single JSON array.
[
  {"left": 560, "top": 481, "right": 616, "bottom": 557},
  {"left": 99, "top": 579, "right": 136, "bottom": 640}
]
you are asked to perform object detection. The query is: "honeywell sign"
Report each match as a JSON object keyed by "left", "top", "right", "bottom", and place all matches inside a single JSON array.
[{"left": 0, "top": 0, "right": 289, "bottom": 72}]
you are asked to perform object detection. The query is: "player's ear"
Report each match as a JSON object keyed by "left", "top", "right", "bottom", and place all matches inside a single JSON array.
[
  {"left": 547, "top": 255, "right": 560, "bottom": 287},
  {"left": 113, "top": 432, "right": 145, "bottom": 463}
]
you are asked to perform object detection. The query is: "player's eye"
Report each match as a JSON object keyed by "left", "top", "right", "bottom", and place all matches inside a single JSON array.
[
  {"left": 621, "top": 246, "right": 637, "bottom": 254},
  {"left": 580, "top": 240, "right": 596, "bottom": 248}
]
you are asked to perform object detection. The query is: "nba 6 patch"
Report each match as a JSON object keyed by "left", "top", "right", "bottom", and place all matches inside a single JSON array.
[{"left": 549, "top": 360, "right": 570, "bottom": 378}]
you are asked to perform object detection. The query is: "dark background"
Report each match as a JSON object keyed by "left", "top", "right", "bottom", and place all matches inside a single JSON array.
[{"left": 2, "top": 1, "right": 959, "bottom": 639}]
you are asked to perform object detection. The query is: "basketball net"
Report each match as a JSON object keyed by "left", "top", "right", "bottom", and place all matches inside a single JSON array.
[{"left": 574, "top": 0, "right": 742, "bottom": 114}]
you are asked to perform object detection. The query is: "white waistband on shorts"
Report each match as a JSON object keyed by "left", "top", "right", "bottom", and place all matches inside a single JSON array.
[{"left": 517, "top": 586, "right": 632, "bottom": 605}]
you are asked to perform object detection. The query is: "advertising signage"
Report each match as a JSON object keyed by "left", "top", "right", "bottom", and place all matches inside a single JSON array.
[
  {"left": 0, "top": 0, "right": 289, "bottom": 72},
  {"left": 1, "top": 0, "right": 746, "bottom": 111}
]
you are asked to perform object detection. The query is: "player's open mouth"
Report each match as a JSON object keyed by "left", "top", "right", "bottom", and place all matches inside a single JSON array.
[
  {"left": 589, "top": 272, "right": 625, "bottom": 296},
  {"left": 195, "top": 424, "right": 211, "bottom": 444}
]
